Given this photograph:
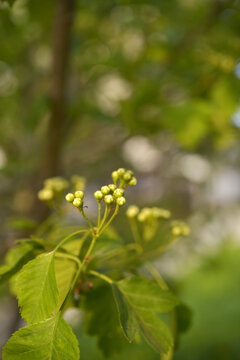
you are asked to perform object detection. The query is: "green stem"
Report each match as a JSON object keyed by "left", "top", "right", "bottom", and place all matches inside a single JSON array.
[
  {"left": 97, "top": 201, "right": 102, "bottom": 228},
  {"left": 98, "top": 204, "right": 110, "bottom": 232},
  {"left": 129, "top": 218, "right": 141, "bottom": 246},
  {"left": 99, "top": 205, "right": 119, "bottom": 235},
  {"left": 89, "top": 270, "right": 113, "bottom": 284},
  {"left": 59, "top": 235, "right": 97, "bottom": 311},
  {"left": 79, "top": 208, "right": 96, "bottom": 235},
  {"left": 54, "top": 229, "right": 89, "bottom": 252},
  {"left": 55, "top": 252, "right": 81, "bottom": 268}
]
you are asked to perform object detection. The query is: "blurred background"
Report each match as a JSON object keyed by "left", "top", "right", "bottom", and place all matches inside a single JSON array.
[{"left": 0, "top": 0, "right": 240, "bottom": 359}]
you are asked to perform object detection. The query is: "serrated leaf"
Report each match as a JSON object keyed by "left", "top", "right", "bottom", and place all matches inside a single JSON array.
[
  {"left": 118, "top": 276, "right": 179, "bottom": 313},
  {"left": 3, "top": 313, "right": 80, "bottom": 360},
  {"left": 112, "top": 283, "right": 137, "bottom": 342},
  {"left": 0, "top": 244, "right": 35, "bottom": 284},
  {"left": 115, "top": 276, "right": 179, "bottom": 354},
  {"left": 15, "top": 251, "right": 59, "bottom": 324},
  {"left": 82, "top": 284, "right": 129, "bottom": 357}
]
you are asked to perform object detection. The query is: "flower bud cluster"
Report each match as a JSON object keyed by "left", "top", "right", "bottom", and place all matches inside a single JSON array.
[
  {"left": 111, "top": 168, "right": 137, "bottom": 187},
  {"left": 94, "top": 184, "right": 126, "bottom": 207},
  {"left": 171, "top": 221, "right": 190, "bottom": 237},
  {"left": 65, "top": 190, "right": 84, "bottom": 208},
  {"left": 137, "top": 207, "right": 171, "bottom": 222},
  {"left": 38, "top": 176, "right": 69, "bottom": 202}
]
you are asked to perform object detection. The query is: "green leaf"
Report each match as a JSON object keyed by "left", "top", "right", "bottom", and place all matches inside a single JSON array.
[
  {"left": 112, "top": 283, "right": 137, "bottom": 342},
  {"left": 3, "top": 313, "right": 80, "bottom": 360},
  {"left": 55, "top": 256, "right": 77, "bottom": 310},
  {"left": 0, "top": 244, "right": 35, "bottom": 285},
  {"left": 115, "top": 276, "right": 179, "bottom": 353},
  {"left": 118, "top": 277, "right": 179, "bottom": 313},
  {"left": 82, "top": 284, "right": 129, "bottom": 357},
  {"left": 15, "top": 251, "right": 59, "bottom": 325}
]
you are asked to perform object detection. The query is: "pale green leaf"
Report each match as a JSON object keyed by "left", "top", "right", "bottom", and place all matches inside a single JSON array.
[
  {"left": 55, "top": 256, "right": 77, "bottom": 310},
  {"left": 3, "top": 313, "right": 80, "bottom": 360},
  {"left": 15, "top": 251, "right": 59, "bottom": 324}
]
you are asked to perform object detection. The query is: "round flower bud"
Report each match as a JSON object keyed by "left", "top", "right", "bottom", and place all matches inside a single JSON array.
[
  {"left": 126, "top": 205, "right": 139, "bottom": 218},
  {"left": 65, "top": 193, "right": 75, "bottom": 203},
  {"left": 105, "top": 195, "right": 114, "bottom": 205},
  {"left": 75, "top": 190, "right": 84, "bottom": 199},
  {"left": 182, "top": 224, "right": 190, "bottom": 236},
  {"left": 73, "top": 198, "right": 83, "bottom": 208},
  {"left": 152, "top": 207, "right": 171, "bottom": 219},
  {"left": 123, "top": 171, "right": 132, "bottom": 182},
  {"left": 172, "top": 226, "right": 182, "bottom": 237},
  {"left": 117, "top": 168, "right": 125, "bottom": 176},
  {"left": 112, "top": 171, "right": 119, "bottom": 184},
  {"left": 94, "top": 190, "right": 103, "bottom": 201},
  {"left": 117, "top": 196, "right": 126, "bottom": 206},
  {"left": 128, "top": 177, "right": 137, "bottom": 186},
  {"left": 101, "top": 186, "right": 110, "bottom": 195},
  {"left": 38, "top": 189, "right": 54, "bottom": 202},
  {"left": 137, "top": 208, "right": 151, "bottom": 222},
  {"left": 113, "top": 188, "right": 124, "bottom": 198},
  {"left": 108, "top": 184, "right": 117, "bottom": 192}
]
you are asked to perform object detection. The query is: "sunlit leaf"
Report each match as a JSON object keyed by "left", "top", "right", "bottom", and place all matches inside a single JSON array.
[
  {"left": 3, "top": 313, "right": 80, "bottom": 360},
  {"left": 15, "top": 251, "right": 58, "bottom": 324}
]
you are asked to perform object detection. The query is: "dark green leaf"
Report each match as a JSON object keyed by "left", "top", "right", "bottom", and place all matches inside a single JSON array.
[
  {"left": 0, "top": 244, "right": 35, "bottom": 285},
  {"left": 82, "top": 284, "right": 129, "bottom": 357},
  {"left": 112, "top": 283, "right": 137, "bottom": 342}
]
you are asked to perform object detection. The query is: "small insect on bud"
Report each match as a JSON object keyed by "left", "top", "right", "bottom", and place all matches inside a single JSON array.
[
  {"left": 113, "top": 188, "right": 124, "bottom": 198},
  {"left": 117, "top": 168, "right": 125, "bottom": 177},
  {"left": 128, "top": 177, "right": 137, "bottom": 186},
  {"left": 126, "top": 205, "right": 139, "bottom": 218},
  {"left": 101, "top": 186, "right": 110, "bottom": 195},
  {"left": 65, "top": 193, "right": 75, "bottom": 203},
  {"left": 123, "top": 171, "right": 132, "bottom": 182},
  {"left": 117, "top": 196, "right": 126, "bottom": 206},
  {"left": 38, "top": 189, "right": 54, "bottom": 202},
  {"left": 108, "top": 184, "right": 117, "bottom": 192},
  {"left": 73, "top": 198, "right": 83, "bottom": 208},
  {"left": 105, "top": 195, "right": 114, "bottom": 205},
  {"left": 75, "top": 190, "right": 84, "bottom": 199},
  {"left": 112, "top": 171, "right": 119, "bottom": 184},
  {"left": 94, "top": 190, "right": 103, "bottom": 201}
]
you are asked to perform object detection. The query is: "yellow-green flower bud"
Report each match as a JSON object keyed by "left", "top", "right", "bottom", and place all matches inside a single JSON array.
[
  {"left": 65, "top": 193, "right": 74, "bottom": 203},
  {"left": 108, "top": 184, "right": 117, "bottom": 192},
  {"left": 105, "top": 194, "right": 114, "bottom": 205},
  {"left": 75, "top": 190, "right": 84, "bottom": 199},
  {"left": 123, "top": 171, "right": 132, "bottom": 182},
  {"left": 101, "top": 186, "right": 110, "bottom": 195},
  {"left": 182, "top": 224, "right": 190, "bottom": 236},
  {"left": 128, "top": 177, "right": 137, "bottom": 186},
  {"left": 94, "top": 190, "right": 103, "bottom": 201},
  {"left": 152, "top": 207, "right": 171, "bottom": 219},
  {"left": 126, "top": 205, "right": 139, "bottom": 218},
  {"left": 117, "top": 196, "right": 126, "bottom": 206},
  {"left": 117, "top": 168, "right": 125, "bottom": 176},
  {"left": 172, "top": 226, "right": 182, "bottom": 237},
  {"left": 38, "top": 189, "right": 54, "bottom": 202},
  {"left": 113, "top": 188, "right": 124, "bottom": 198},
  {"left": 112, "top": 171, "right": 119, "bottom": 184},
  {"left": 137, "top": 207, "right": 151, "bottom": 222},
  {"left": 73, "top": 198, "right": 83, "bottom": 208}
]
